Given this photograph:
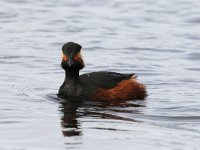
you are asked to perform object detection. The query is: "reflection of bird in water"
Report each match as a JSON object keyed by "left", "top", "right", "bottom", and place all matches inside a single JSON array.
[
  {"left": 58, "top": 42, "right": 147, "bottom": 101},
  {"left": 58, "top": 97, "right": 145, "bottom": 137},
  {"left": 59, "top": 100, "right": 83, "bottom": 137}
]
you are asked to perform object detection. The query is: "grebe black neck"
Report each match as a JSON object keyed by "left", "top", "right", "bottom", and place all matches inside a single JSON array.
[{"left": 65, "top": 69, "right": 80, "bottom": 83}]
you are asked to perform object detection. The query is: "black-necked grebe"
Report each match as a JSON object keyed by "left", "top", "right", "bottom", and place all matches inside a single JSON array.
[{"left": 58, "top": 42, "right": 147, "bottom": 101}]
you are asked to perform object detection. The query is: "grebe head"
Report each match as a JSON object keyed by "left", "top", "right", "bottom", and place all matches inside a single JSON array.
[{"left": 61, "top": 42, "right": 84, "bottom": 70}]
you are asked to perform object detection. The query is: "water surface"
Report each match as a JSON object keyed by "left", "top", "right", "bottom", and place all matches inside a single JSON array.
[{"left": 0, "top": 0, "right": 200, "bottom": 150}]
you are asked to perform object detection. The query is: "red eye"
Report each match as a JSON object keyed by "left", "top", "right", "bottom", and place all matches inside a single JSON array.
[
  {"left": 74, "top": 55, "right": 79, "bottom": 61},
  {"left": 62, "top": 53, "right": 68, "bottom": 61},
  {"left": 63, "top": 55, "right": 68, "bottom": 61},
  {"left": 74, "top": 52, "right": 81, "bottom": 61},
  {"left": 74, "top": 52, "right": 84, "bottom": 66}
]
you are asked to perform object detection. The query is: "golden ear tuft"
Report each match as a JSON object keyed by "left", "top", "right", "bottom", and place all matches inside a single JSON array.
[
  {"left": 74, "top": 51, "right": 83, "bottom": 60},
  {"left": 73, "top": 51, "right": 84, "bottom": 67},
  {"left": 61, "top": 52, "right": 64, "bottom": 58}
]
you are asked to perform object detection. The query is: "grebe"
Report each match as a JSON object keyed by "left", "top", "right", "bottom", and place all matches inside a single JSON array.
[{"left": 58, "top": 42, "right": 147, "bottom": 101}]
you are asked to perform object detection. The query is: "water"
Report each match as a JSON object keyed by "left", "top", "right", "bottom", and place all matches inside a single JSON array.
[{"left": 0, "top": 0, "right": 200, "bottom": 149}]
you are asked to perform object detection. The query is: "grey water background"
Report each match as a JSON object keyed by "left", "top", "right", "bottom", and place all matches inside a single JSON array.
[{"left": 0, "top": 0, "right": 200, "bottom": 149}]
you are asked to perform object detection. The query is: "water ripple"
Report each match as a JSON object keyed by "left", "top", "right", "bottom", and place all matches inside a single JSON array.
[{"left": 0, "top": 0, "right": 200, "bottom": 150}]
